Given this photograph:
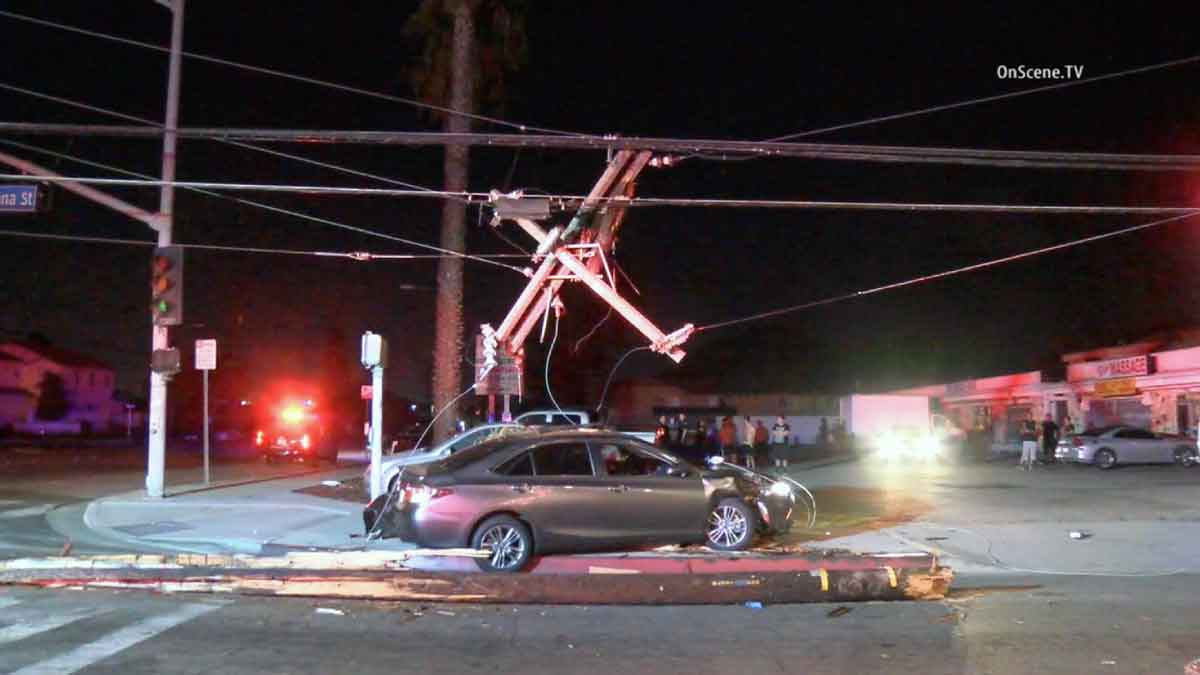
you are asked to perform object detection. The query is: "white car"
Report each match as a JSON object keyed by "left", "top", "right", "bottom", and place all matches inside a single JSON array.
[{"left": 364, "top": 423, "right": 522, "bottom": 496}]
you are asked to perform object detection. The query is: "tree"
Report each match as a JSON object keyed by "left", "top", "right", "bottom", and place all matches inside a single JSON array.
[
  {"left": 36, "top": 372, "right": 70, "bottom": 421},
  {"left": 404, "top": 0, "right": 528, "bottom": 442}
]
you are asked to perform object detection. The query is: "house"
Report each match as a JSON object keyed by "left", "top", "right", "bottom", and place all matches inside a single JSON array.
[{"left": 0, "top": 341, "right": 123, "bottom": 433}]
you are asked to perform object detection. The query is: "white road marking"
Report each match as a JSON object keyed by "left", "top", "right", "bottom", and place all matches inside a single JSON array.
[
  {"left": 0, "top": 596, "right": 23, "bottom": 610},
  {"left": 0, "top": 505, "right": 55, "bottom": 519},
  {"left": 0, "top": 607, "right": 108, "bottom": 644},
  {"left": 11, "top": 602, "right": 223, "bottom": 675}
]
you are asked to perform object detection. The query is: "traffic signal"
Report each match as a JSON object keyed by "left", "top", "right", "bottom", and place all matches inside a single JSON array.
[{"left": 150, "top": 245, "right": 183, "bottom": 326}]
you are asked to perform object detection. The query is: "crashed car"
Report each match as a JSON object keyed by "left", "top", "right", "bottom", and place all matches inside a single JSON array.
[{"left": 363, "top": 428, "right": 796, "bottom": 571}]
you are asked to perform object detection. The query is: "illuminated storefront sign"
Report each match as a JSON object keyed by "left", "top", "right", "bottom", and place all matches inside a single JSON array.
[
  {"left": 1095, "top": 378, "right": 1138, "bottom": 397},
  {"left": 1095, "top": 355, "right": 1150, "bottom": 379}
]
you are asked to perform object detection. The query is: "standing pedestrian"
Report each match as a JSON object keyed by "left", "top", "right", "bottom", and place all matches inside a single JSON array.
[
  {"left": 754, "top": 419, "right": 769, "bottom": 469},
  {"left": 719, "top": 416, "right": 737, "bottom": 462},
  {"left": 666, "top": 414, "right": 681, "bottom": 447},
  {"left": 741, "top": 416, "right": 757, "bottom": 469},
  {"left": 677, "top": 413, "right": 691, "bottom": 449},
  {"left": 1019, "top": 416, "right": 1038, "bottom": 470},
  {"left": 1041, "top": 413, "right": 1059, "bottom": 464},
  {"left": 818, "top": 418, "right": 829, "bottom": 448},
  {"left": 770, "top": 415, "right": 792, "bottom": 470}
]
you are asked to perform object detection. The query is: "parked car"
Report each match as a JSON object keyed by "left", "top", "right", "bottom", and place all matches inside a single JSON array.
[
  {"left": 514, "top": 408, "right": 656, "bottom": 443},
  {"left": 1055, "top": 425, "right": 1198, "bottom": 469},
  {"left": 363, "top": 423, "right": 523, "bottom": 497},
  {"left": 362, "top": 428, "right": 797, "bottom": 571}
]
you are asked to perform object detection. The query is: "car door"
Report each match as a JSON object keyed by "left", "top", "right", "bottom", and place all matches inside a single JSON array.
[
  {"left": 595, "top": 441, "right": 708, "bottom": 546},
  {"left": 1113, "top": 428, "right": 1154, "bottom": 462},
  {"left": 514, "top": 441, "right": 613, "bottom": 552}
]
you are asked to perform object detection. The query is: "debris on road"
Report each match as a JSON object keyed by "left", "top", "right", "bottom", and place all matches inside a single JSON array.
[
  {"left": 1069, "top": 531, "right": 1091, "bottom": 540},
  {"left": 315, "top": 607, "right": 344, "bottom": 616},
  {"left": 436, "top": 610, "right": 456, "bottom": 617},
  {"left": 320, "top": 480, "right": 341, "bottom": 487},
  {"left": 744, "top": 601, "right": 763, "bottom": 609},
  {"left": 826, "top": 606, "right": 851, "bottom": 618}
]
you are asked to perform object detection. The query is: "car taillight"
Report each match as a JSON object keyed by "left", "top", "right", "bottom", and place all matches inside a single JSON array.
[
  {"left": 300, "top": 434, "right": 311, "bottom": 450},
  {"left": 1072, "top": 437, "right": 1084, "bottom": 447},
  {"left": 255, "top": 430, "right": 264, "bottom": 446},
  {"left": 399, "top": 484, "right": 453, "bottom": 505}
]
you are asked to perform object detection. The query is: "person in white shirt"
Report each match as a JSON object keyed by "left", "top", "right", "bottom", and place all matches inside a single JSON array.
[{"left": 770, "top": 416, "right": 791, "bottom": 471}]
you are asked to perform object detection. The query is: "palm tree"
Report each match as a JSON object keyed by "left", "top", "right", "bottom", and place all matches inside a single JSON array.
[{"left": 404, "top": 0, "right": 528, "bottom": 442}]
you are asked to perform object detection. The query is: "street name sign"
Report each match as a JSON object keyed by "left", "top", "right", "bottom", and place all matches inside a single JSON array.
[{"left": 0, "top": 184, "right": 39, "bottom": 213}]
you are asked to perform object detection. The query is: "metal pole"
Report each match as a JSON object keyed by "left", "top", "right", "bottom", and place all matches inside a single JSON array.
[
  {"left": 146, "top": 0, "right": 184, "bottom": 498},
  {"left": 369, "top": 365, "right": 384, "bottom": 500},
  {"left": 202, "top": 368, "right": 209, "bottom": 485}
]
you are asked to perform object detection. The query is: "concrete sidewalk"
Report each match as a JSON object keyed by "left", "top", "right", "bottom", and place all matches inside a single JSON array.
[{"left": 83, "top": 469, "right": 413, "bottom": 556}]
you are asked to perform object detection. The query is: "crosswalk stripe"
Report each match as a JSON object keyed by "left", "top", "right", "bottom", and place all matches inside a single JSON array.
[
  {"left": 10, "top": 603, "right": 223, "bottom": 675},
  {"left": 0, "top": 608, "right": 107, "bottom": 645}
]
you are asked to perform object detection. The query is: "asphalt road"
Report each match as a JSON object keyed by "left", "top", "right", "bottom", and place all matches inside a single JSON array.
[
  {"left": 1, "top": 573, "right": 1199, "bottom": 674},
  {"left": 2, "top": 454, "right": 1200, "bottom": 673}
]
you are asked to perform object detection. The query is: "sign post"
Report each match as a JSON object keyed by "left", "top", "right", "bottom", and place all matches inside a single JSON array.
[
  {"left": 361, "top": 332, "right": 388, "bottom": 500},
  {"left": 195, "top": 339, "right": 217, "bottom": 484}
]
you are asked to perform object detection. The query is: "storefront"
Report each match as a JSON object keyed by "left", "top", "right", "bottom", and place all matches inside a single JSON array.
[{"left": 1068, "top": 347, "right": 1200, "bottom": 436}]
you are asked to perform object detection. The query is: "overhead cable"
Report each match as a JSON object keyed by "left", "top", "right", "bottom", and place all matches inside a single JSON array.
[
  {"left": 695, "top": 211, "right": 1200, "bottom": 332},
  {"left": 5, "top": 172, "right": 1195, "bottom": 215},
  {"left": 0, "top": 9, "right": 588, "bottom": 138}
]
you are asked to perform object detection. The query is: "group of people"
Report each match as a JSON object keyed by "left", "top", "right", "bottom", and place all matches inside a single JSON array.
[
  {"left": 1018, "top": 413, "right": 1077, "bottom": 470},
  {"left": 653, "top": 414, "right": 796, "bottom": 472}
]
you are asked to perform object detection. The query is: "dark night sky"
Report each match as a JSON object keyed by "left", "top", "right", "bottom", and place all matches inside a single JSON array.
[{"left": 3, "top": 2, "right": 1200, "bottom": 405}]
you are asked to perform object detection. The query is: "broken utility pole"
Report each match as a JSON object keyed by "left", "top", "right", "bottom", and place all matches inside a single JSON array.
[{"left": 490, "top": 150, "right": 693, "bottom": 363}]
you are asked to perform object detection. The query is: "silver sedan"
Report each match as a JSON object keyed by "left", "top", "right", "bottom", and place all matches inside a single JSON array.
[{"left": 1055, "top": 425, "right": 1198, "bottom": 469}]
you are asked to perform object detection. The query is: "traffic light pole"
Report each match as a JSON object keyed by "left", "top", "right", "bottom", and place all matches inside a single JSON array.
[{"left": 146, "top": 0, "right": 185, "bottom": 499}]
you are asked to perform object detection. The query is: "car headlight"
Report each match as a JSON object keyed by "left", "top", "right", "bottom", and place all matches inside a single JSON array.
[
  {"left": 918, "top": 434, "right": 941, "bottom": 457},
  {"left": 766, "top": 481, "right": 793, "bottom": 497},
  {"left": 875, "top": 432, "right": 901, "bottom": 457}
]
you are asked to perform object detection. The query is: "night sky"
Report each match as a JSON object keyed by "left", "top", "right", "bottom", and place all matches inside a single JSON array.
[{"left": 3, "top": 2, "right": 1200, "bottom": 409}]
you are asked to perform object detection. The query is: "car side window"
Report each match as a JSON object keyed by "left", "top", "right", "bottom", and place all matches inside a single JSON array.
[
  {"left": 597, "top": 443, "right": 670, "bottom": 477},
  {"left": 1115, "top": 429, "right": 1154, "bottom": 440},
  {"left": 497, "top": 452, "right": 533, "bottom": 476},
  {"left": 448, "top": 428, "right": 485, "bottom": 453},
  {"left": 530, "top": 443, "right": 594, "bottom": 476}
]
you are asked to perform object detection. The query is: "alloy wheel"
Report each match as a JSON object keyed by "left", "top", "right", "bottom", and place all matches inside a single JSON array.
[
  {"left": 480, "top": 524, "right": 526, "bottom": 570},
  {"left": 707, "top": 505, "right": 749, "bottom": 548}
]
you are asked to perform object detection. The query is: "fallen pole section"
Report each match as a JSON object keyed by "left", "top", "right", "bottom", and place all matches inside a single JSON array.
[{"left": 0, "top": 552, "right": 952, "bottom": 605}]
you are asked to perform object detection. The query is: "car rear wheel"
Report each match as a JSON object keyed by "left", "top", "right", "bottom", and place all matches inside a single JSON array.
[
  {"left": 472, "top": 515, "right": 533, "bottom": 572},
  {"left": 1095, "top": 448, "right": 1117, "bottom": 470},
  {"left": 1174, "top": 446, "right": 1197, "bottom": 467},
  {"left": 706, "top": 498, "right": 755, "bottom": 551}
]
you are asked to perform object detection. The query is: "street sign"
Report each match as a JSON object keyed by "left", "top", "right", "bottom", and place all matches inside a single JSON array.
[
  {"left": 0, "top": 184, "right": 40, "bottom": 213},
  {"left": 361, "top": 385, "right": 373, "bottom": 400},
  {"left": 195, "top": 339, "right": 217, "bottom": 370}
]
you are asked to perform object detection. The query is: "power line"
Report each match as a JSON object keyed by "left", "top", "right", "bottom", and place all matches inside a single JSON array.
[
  {"left": 0, "top": 9, "right": 589, "bottom": 138},
  {"left": 0, "top": 82, "right": 448, "bottom": 196},
  {"left": 695, "top": 211, "right": 1200, "bottom": 333},
  {"left": 766, "top": 54, "right": 1200, "bottom": 142},
  {"left": 5, "top": 171, "right": 1196, "bottom": 215},
  {"left": 0, "top": 143, "right": 526, "bottom": 273},
  {"left": 5, "top": 122, "right": 1200, "bottom": 171},
  {"left": 0, "top": 228, "right": 529, "bottom": 260}
]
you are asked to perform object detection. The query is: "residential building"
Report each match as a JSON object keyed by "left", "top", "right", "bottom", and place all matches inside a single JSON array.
[{"left": 0, "top": 341, "right": 123, "bottom": 433}]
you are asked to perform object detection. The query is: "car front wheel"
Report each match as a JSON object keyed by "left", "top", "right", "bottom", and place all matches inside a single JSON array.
[
  {"left": 707, "top": 498, "right": 755, "bottom": 551},
  {"left": 472, "top": 515, "right": 533, "bottom": 572},
  {"left": 1094, "top": 448, "right": 1117, "bottom": 470}
]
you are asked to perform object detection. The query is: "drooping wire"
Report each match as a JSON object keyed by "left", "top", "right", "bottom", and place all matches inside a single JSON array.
[
  {"left": 545, "top": 311, "right": 565, "bottom": 416},
  {"left": 595, "top": 346, "right": 651, "bottom": 414},
  {"left": 0, "top": 10, "right": 591, "bottom": 138},
  {"left": 695, "top": 210, "right": 1200, "bottom": 333},
  {"left": 573, "top": 307, "right": 612, "bottom": 354}
]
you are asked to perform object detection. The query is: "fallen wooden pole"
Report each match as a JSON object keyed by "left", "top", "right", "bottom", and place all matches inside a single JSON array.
[{"left": 0, "top": 565, "right": 952, "bottom": 605}]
